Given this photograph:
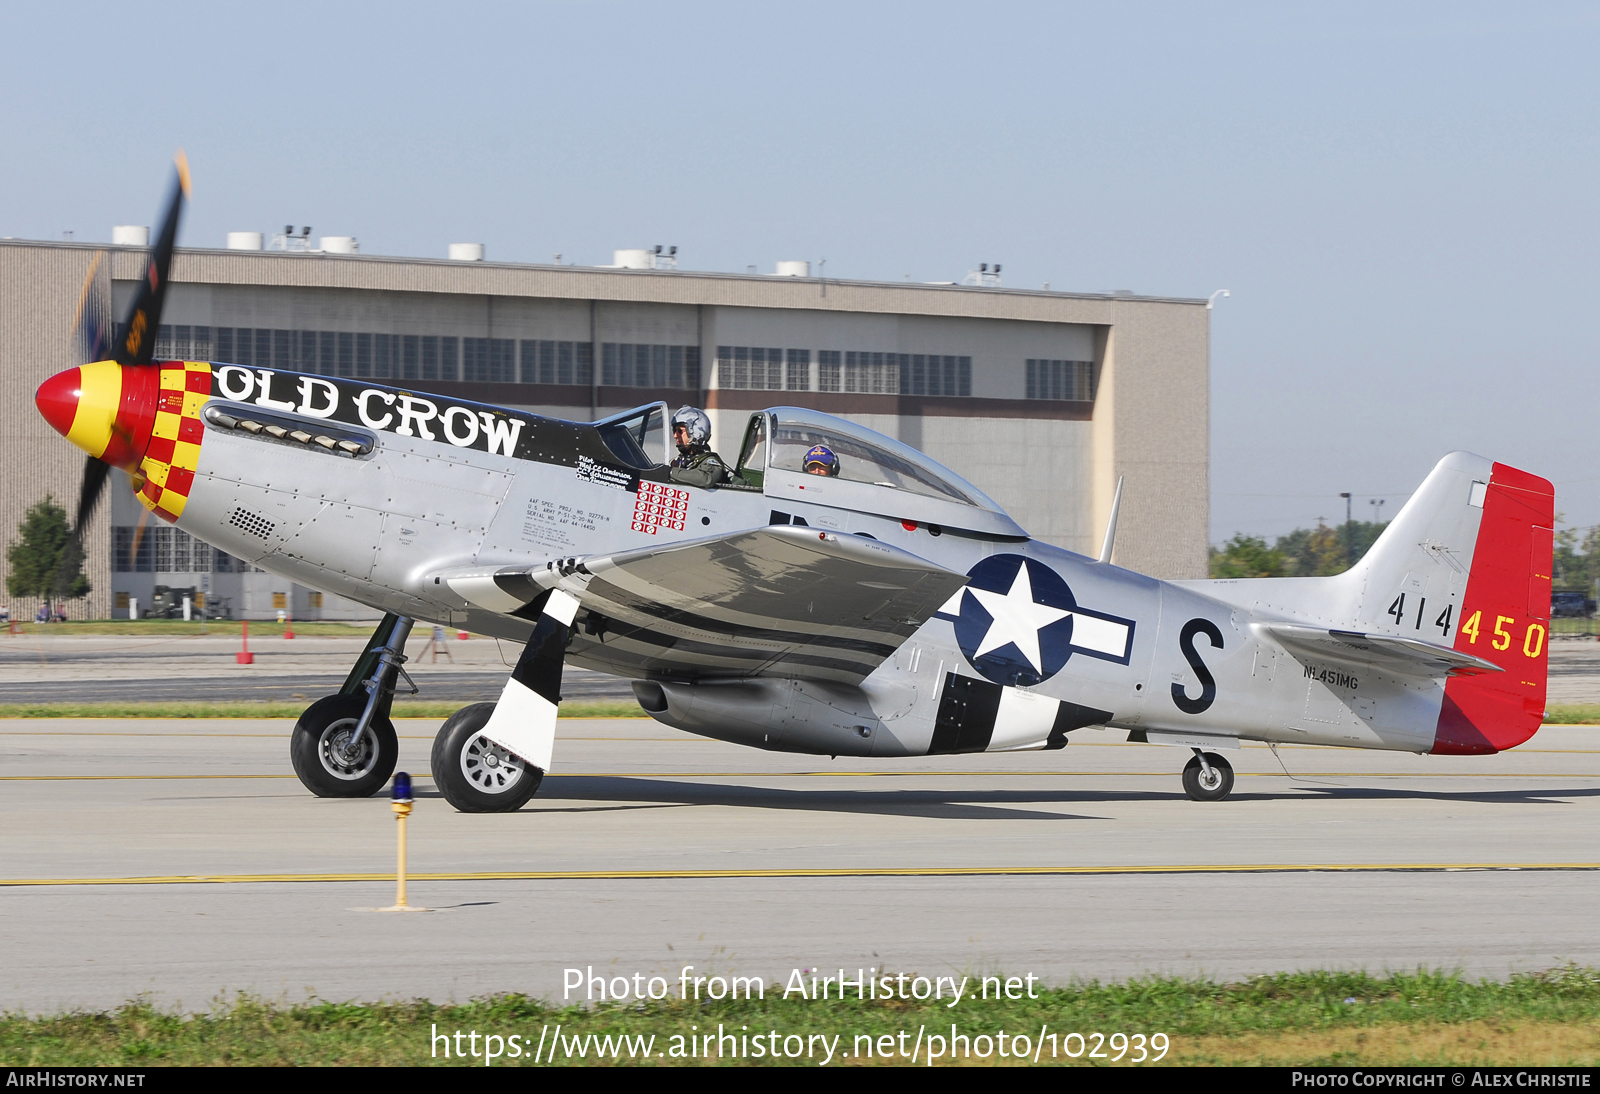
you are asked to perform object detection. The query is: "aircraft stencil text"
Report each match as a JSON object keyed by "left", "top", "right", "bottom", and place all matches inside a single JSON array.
[{"left": 1304, "top": 665, "right": 1359, "bottom": 689}]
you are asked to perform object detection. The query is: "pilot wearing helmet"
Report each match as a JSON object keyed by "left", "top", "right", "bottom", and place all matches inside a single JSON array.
[
  {"left": 804, "top": 444, "right": 840, "bottom": 477},
  {"left": 668, "top": 406, "right": 732, "bottom": 488}
]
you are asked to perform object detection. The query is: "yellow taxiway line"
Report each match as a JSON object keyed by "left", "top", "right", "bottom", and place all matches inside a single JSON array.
[{"left": 5, "top": 862, "right": 1600, "bottom": 887}]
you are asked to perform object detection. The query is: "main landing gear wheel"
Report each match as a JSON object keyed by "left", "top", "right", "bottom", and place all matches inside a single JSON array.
[
  {"left": 289, "top": 694, "right": 398, "bottom": 798},
  {"left": 1182, "top": 751, "right": 1234, "bottom": 802},
  {"left": 431, "top": 702, "right": 544, "bottom": 813}
]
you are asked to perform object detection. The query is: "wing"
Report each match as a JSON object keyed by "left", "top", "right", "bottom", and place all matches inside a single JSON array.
[
  {"left": 1259, "top": 622, "right": 1502, "bottom": 678},
  {"left": 441, "top": 526, "right": 968, "bottom": 684}
]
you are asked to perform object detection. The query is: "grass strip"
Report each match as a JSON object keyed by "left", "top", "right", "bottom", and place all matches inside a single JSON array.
[
  {"left": 5, "top": 968, "right": 1600, "bottom": 1066},
  {"left": 0, "top": 700, "right": 644, "bottom": 720},
  {"left": 1545, "top": 704, "right": 1600, "bottom": 724}
]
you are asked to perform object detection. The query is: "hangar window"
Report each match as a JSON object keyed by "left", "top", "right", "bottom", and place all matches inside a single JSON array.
[
  {"left": 817, "top": 350, "right": 841, "bottom": 392},
  {"left": 114, "top": 526, "right": 152, "bottom": 572},
  {"left": 900, "top": 354, "right": 971, "bottom": 397},
  {"left": 522, "top": 340, "right": 594, "bottom": 386},
  {"left": 373, "top": 333, "right": 396, "bottom": 379},
  {"left": 152, "top": 325, "right": 213, "bottom": 360},
  {"left": 200, "top": 329, "right": 696, "bottom": 392},
  {"left": 715, "top": 346, "right": 792, "bottom": 390},
  {"left": 114, "top": 527, "right": 221, "bottom": 574},
  {"left": 807, "top": 351, "right": 971, "bottom": 396},
  {"left": 463, "top": 337, "right": 516, "bottom": 383},
  {"left": 843, "top": 351, "right": 899, "bottom": 394},
  {"left": 599, "top": 343, "right": 700, "bottom": 389},
  {"left": 424, "top": 336, "right": 458, "bottom": 381},
  {"left": 1026, "top": 359, "right": 1095, "bottom": 402},
  {"left": 785, "top": 349, "right": 810, "bottom": 390}
]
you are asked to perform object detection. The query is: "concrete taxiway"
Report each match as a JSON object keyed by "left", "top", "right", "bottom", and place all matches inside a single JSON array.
[
  {"left": 0, "top": 632, "right": 634, "bottom": 703},
  {"left": 3, "top": 714, "right": 1598, "bottom": 1013}
]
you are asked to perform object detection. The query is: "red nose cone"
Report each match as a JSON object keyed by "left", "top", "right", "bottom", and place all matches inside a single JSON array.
[{"left": 36, "top": 367, "right": 82, "bottom": 439}]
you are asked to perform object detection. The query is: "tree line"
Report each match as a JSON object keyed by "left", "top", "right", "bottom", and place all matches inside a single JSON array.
[
  {"left": 1553, "top": 526, "right": 1600, "bottom": 594},
  {"left": 1209, "top": 521, "right": 1387, "bottom": 578},
  {"left": 1213, "top": 518, "right": 1600, "bottom": 594}
]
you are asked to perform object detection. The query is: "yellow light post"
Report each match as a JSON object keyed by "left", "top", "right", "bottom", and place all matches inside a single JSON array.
[{"left": 382, "top": 772, "right": 427, "bottom": 912}]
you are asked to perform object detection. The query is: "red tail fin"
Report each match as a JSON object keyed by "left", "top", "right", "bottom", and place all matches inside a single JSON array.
[{"left": 1433, "top": 462, "right": 1554, "bottom": 754}]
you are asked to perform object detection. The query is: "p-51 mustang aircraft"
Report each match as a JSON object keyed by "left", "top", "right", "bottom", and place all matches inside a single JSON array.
[{"left": 36, "top": 159, "right": 1555, "bottom": 811}]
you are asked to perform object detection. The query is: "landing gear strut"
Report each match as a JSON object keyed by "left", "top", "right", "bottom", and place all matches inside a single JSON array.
[
  {"left": 290, "top": 614, "right": 415, "bottom": 798},
  {"left": 1182, "top": 748, "right": 1234, "bottom": 802}
]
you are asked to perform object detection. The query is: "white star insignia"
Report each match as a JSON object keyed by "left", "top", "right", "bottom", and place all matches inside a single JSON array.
[{"left": 965, "top": 563, "right": 1071, "bottom": 674}]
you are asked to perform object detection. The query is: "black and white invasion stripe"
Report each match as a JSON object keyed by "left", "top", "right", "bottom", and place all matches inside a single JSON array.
[{"left": 929, "top": 672, "right": 1112, "bottom": 754}]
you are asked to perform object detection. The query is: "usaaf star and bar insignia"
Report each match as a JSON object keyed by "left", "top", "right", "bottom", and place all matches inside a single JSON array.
[
  {"left": 137, "top": 362, "right": 211, "bottom": 522},
  {"left": 937, "top": 554, "right": 1136, "bottom": 686}
]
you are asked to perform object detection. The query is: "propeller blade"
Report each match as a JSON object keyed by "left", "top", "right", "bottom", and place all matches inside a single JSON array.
[
  {"left": 113, "top": 150, "right": 190, "bottom": 367},
  {"left": 128, "top": 507, "right": 150, "bottom": 564},
  {"left": 72, "top": 456, "right": 112, "bottom": 539},
  {"left": 69, "top": 251, "right": 113, "bottom": 365}
]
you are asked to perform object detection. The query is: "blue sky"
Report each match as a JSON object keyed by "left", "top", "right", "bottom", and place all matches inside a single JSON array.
[{"left": 5, "top": 2, "right": 1597, "bottom": 542}]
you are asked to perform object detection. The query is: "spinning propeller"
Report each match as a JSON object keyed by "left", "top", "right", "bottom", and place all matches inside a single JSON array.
[{"left": 39, "top": 152, "right": 191, "bottom": 540}]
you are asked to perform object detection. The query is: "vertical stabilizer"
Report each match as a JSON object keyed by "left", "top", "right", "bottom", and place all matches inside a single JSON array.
[
  {"left": 1344, "top": 452, "right": 1552, "bottom": 751},
  {"left": 1187, "top": 451, "right": 1551, "bottom": 754},
  {"left": 1349, "top": 454, "right": 1553, "bottom": 752},
  {"left": 1432, "top": 462, "right": 1554, "bottom": 753}
]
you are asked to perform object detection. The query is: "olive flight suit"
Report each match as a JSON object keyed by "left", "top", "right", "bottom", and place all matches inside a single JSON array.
[{"left": 669, "top": 447, "right": 731, "bottom": 488}]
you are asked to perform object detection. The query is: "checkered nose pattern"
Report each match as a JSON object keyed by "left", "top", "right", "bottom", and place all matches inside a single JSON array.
[{"left": 34, "top": 360, "right": 211, "bottom": 523}]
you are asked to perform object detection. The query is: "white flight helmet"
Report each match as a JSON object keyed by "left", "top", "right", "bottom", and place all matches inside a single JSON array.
[{"left": 671, "top": 406, "right": 712, "bottom": 448}]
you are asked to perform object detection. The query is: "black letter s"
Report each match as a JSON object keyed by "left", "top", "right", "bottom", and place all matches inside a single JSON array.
[{"left": 1171, "top": 618, "right": 1223, "bottom": 715}]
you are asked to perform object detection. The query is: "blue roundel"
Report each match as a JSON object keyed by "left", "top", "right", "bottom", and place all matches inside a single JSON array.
[{"left": 952, "top": 554, "right": 1081, "bottom": 686}]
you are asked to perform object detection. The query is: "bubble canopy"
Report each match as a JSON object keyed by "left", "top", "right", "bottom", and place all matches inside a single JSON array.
[{"left": 753, "top": 407, "right": 1026, "bottom": 538}]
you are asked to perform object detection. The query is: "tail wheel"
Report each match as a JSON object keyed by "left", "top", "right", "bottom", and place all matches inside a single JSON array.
[
  {"left": 289, "top": 694, "right": 398, "bottom": 798},
  {"left": 430, "top": 702, "right": 544, "bottom": 813},
  {"left": 1182, "top": 752, "right": 1234, "bottom": 802}
]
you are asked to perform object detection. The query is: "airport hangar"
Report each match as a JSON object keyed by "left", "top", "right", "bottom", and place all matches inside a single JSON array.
[{"left": 1, "top": 240, "right": 1210, "bottom": 621}]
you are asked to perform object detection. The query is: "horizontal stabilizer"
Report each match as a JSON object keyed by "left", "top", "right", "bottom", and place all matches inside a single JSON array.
[{"left": 1260, "top": 622, "right": 1502, "bottom": 678}]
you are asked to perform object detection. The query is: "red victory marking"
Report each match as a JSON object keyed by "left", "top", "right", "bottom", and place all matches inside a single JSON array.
[{"left": 632, "top": 483, "right": 689, "bottom": 534}]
